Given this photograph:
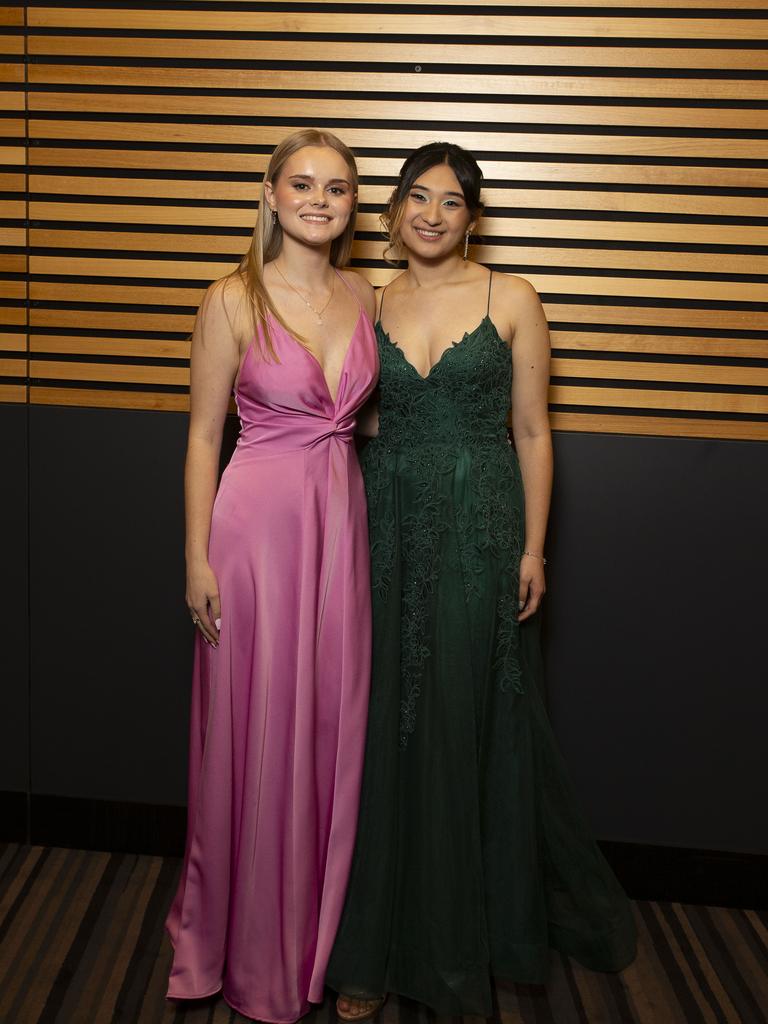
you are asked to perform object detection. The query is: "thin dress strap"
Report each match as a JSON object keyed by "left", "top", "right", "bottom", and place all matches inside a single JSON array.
[
  {"left": 486, "top": 270, "right": 493, "bottom": 317},
  {"left": 333, "top": 267, "right": 363, "bottom": 309},
  {"left": 378, "top": 283, "right": 390, "bottom": 323}
]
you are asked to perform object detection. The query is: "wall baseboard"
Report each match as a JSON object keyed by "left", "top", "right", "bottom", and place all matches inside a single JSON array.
[
  {"left": 29, "top": 794, "right": 186, "bottom": 859},
  {"left": 599, "top": 838, "right": 768, "bottom": 911},
  {"left": 2, "top": 794, "right": 765, "bottom": 910},
  {"left": 0, "top": 791, "right": 28, "bottom": 843}
]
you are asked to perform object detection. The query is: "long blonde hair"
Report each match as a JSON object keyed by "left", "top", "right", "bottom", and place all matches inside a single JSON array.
[{"left": 234, "top": 129, "right": 359, "bottom": 358}]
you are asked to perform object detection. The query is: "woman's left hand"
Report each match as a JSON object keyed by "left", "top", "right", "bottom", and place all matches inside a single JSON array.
[{"left": 518, "top": 554, "right": 546, "bottom": 621}]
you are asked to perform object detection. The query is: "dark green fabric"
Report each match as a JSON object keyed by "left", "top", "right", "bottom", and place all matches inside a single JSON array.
[{"left": 327, "top": 318, "right": 637, "bottom": 1016}]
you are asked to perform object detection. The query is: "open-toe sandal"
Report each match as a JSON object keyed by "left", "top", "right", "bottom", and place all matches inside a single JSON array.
[{"left": 336, "top": 994, "right": 386, "bottom": 1023}]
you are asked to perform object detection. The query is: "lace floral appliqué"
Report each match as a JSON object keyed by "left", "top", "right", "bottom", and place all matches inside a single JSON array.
[{"left": 365, "top": 319, "right": 526, "bottom": 747}]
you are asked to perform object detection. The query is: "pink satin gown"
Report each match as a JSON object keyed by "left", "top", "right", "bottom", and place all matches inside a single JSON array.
[{"left": 166, "top": 284, "right": 379, "bottom": 1023}]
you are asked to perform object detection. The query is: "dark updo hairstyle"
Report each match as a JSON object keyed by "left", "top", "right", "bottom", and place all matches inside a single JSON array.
[{"left": 382, "top": 142, "right": 484, "bottom": 264}]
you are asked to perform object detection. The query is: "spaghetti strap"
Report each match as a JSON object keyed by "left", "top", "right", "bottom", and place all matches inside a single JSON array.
[
  {"left": 486, "top": 270, "right": 493, "bottom": 316},
  {"left": 378, "top": 283, "right": 390, "bottom": 322},
  {"left": 333, "top": 267, "right": 363, "bottom": 310}
]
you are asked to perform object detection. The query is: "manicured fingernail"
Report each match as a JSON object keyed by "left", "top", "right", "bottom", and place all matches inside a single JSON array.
[{"left": 215, "top": 618, "right": 221, "bottom": 630}]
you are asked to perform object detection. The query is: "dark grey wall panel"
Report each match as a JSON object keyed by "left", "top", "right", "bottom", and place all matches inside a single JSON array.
[
  {"left": 545, "top": 432, "right": 768, "bottom": 855},
  {"left": 0, "top": 404, "right": 29, "bottom": 802},
  {"left": 30, "top": 406, "right": 193, "bottom": 805},
  {"left": 25, "top": 408, "right": 768, "bottom": 854}
]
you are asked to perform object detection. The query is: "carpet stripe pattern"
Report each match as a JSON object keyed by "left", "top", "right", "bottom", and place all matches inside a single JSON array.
[{"left": 1, "top": 844, "right": 766, "bottom": 1024}]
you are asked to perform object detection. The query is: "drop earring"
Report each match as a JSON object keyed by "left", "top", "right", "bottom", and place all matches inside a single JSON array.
[
  {"left": 271, "top": 208, "right": 277, "bottom": 222},
  {"left": 463, "top": 230, "right": 470, "bottom": 261}
]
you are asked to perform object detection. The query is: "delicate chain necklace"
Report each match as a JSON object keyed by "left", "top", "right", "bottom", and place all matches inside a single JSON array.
[{"left": 273, "top": 262, "right": 335, "bottom": 325}]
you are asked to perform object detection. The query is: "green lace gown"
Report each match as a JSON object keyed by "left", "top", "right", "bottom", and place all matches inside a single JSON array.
[{"left": 326, "top": 299, "right": 637, "bottom": 1015}]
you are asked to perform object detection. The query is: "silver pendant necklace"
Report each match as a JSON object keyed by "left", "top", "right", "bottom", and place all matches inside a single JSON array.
[{"left": 273, "top": 263, "right": 335, "bottom": 325}]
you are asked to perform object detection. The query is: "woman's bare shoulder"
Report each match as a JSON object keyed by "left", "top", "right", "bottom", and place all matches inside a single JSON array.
[
  {"left": 492, "top": 271, "right": 545, "bottom": 322},
  {"left": 339, "top": 268, "right": 375, "bottom": 318},
  {"left": 492, "top": 271, "right": 540, "bottom": 303},
  {"left": 199, "top": 272, "right": 250, "bottom": 333}
]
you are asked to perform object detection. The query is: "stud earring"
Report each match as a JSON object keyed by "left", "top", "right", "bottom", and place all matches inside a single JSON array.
[{"left": 463, "top": 230, "right": 470, "bottom": 261}]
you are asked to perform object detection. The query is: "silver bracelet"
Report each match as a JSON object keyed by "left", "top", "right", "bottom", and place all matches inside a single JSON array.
[{"left": 522, "top": 550, "right": 547, "bottom": 564}]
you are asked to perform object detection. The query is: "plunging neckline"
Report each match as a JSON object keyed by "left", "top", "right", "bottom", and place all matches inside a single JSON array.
[
  {"left": 240, "top": 305, "right": 364, "bottom": 408},
  {"left": 377, "top": 314, "right": 499, "bottom": 381},
  {"left": 292, "top": 306, "right": 364, "bottom": 405}
]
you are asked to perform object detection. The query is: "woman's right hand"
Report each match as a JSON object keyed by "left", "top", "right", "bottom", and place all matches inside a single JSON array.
[{"left": 186, "top": 560, "right": 221, "bottom": 646}]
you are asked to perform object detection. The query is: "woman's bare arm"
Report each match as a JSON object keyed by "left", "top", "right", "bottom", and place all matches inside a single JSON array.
[
  {"left": 506, "top": 277, "right": 553, "bottom": 622},
  {"left": 185, "top": 277, "right": 242, "bottom": 644}
]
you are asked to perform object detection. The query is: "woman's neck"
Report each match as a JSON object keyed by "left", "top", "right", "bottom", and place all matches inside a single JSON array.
[
  {"left": 273, "top": 235, "right": 335, "bottom": 287},
  {"left": 401, "top": 251, "right": 470, "bottom": 291}
]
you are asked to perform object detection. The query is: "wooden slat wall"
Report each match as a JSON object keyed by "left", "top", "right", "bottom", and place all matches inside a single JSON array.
[
  {"left": 0, "top": 5, "right": 26, "bottom": 403},
  {"left": 2, "top": 1, "right": 767, "bottom": 439}
]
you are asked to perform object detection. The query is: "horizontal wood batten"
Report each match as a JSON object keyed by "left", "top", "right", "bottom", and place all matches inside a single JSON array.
[
  {"left": 0, "top": 148, "right": 25, "bottom": 167},
  {"left": 30, "top": 335, "right": 190, "bottom": 359},
  {"left": 28, "top": 94, "right": 768, "bottom": 132},
  {"left": 27, "top": 276, "right": 768, "bottom": 305},
  {"left": 27, "top": 357, "right": 768, "bottom": 391},
  {"left": 25, "top": 38, "right": 768, "bottom": 70},
  {"left": 0, "top": 35, "right": 24, "bottom": 55},
  {"left": 549, "top": 412, "right": 768, "bottom": 441},
  {"left": 0, "top": 92, "right": 25, "bottom": 111},
  {"left": 30, "top": 359, "right": 189, "bottom": 386},
  {"left": 0, "top": 229, "right": 27, "bottom": 247},
  {"left": 550, "top": 385, "right": 768, "bottom": 414},
  {"left": 30, "top": 0, "right": 768, "bottom": 8},
  {"left": 26, "top": 11, "right": 768, "bottom": 40},
  {"left": 29, "top": 152, "right": 768, "bottom": 189},
  {"left": 26, "top": 233, "right": 768, "bottom": 278},
  {"left": 26, "top": 178, "right": 768, "bottom": 219},
  {"left": 551, "top": 359, "right": 768, "bottom": 387},
  {"left": 26, "top": 303, "right": 768, "bottom": 335},
  {"left": 0, "top": 332, "right": 26, "bottom": 352},
  {"left": 28, "top": 248, "right": 768, "bottom": 280},
  {"left": 27, "top": 122, "right": 768, "bottom": 160},
  {"left": 0, "top": 355, "right": 26, "bottom": 376},
  {"left": 0, "top": 308, "right": 26, "bottom": 327},
  {"left": 27, "top": 206, "right": 768, "bottom": 248},
  {"left": 0, "top": 120, "right": 25, "bottom": 138},
  {"left": 0, "top": 383, "right": 26, "bottom": 403},
  {"left": 550, "top": 333, "right": 768, "bottom": 360},
  {"left": 27, "top": 332, "right": 768, "bottom": 363},
  {"left": 0, "top": 281, "right": 26, "bottom": 300},
  {"left": 0, "top": 9, "right": 23, "bottom": 29},
  {"left": 0, "top": 252, "right": 26, "bottom": 272},
  {"left": 29, "top": 385, "right": 190, "bottom": 411},
  {"left": 26, "top": 66, "right": 768, "bottom": 101}
]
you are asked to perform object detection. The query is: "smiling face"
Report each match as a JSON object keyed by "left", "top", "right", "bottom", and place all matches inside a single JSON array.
[
  {"left": 399, "top": 162, "right": 475, "bottom": 260},
  {"left": 264, "top": 145, "right": 356, "bottom": 249}
]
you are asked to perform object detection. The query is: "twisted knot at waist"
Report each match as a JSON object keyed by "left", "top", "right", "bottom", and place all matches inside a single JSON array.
[{"left": 311, "top": 411, "right": 356, "bottom": 445}]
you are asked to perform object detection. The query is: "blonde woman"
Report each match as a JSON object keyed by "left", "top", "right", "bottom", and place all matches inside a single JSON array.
[{"left": 165, "top": 129, "right": 377, "bottom": 1023}]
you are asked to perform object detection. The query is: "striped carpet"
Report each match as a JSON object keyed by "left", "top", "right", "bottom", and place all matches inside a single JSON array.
[{"left": 1, "top": 844, "right": 767, "bottom": 1024}]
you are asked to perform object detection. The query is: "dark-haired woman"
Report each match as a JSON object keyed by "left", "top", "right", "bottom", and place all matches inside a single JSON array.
[{"left": 328, "top": 143, "right": 636, "bottom": 1019}]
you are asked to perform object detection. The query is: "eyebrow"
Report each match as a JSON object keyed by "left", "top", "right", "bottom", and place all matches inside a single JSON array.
[
  {"left": 288, "top": 174, "right": 352, "bottom": 186},
  {"left": 410, "top": 182, "right": 464, "bottom": 199}
]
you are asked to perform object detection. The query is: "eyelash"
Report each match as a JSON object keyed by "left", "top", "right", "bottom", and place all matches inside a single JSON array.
[
  {"left": 292, "top": 183, "right": 347, "bottom": 195},
  {"left": 410, "top": 192, "right": 461, "bottom": 208}
]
